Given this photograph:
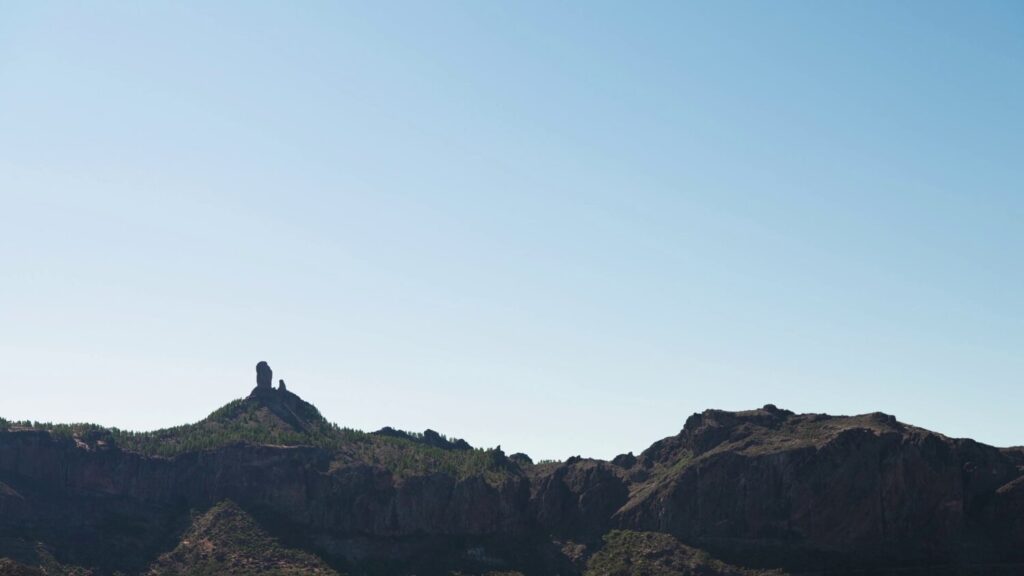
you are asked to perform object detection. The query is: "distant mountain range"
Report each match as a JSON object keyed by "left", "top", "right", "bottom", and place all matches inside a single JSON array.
[{"left": 1, "top": 364, "right": 1022, "bottom": 575}]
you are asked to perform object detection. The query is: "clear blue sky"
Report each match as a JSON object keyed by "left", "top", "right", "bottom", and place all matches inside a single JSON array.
[{"left": 1, "top": 1, "right": 1021, "bottom": 460}]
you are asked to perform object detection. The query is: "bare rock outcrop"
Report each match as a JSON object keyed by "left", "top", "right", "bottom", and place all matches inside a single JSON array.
[{"left": 255, "top": 361, "right": 273, "bottom": 390}]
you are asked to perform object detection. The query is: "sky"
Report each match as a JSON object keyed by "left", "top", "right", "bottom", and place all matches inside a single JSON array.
[{"left": 1, "top": 1, "right": 1021, "bottom": 461}]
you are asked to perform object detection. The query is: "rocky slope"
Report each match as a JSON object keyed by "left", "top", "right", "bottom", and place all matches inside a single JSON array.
[
  {"left": 584, "top": 530, "right": 786, "bottom": 576},
  {"left": 1, "top": 367, "right": 1022, "bottom": 575},
  {"left": 613, "top": 405, "right": 1024, "bottom": 573},
  {"left": 146, "top": 500, "right": 339, "bottom": 576}
]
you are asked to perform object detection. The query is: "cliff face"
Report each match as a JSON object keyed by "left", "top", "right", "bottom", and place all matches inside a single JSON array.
[
  {"left": 0, "top": 428, "right": 533, "bottom": 574},
  {"left": 0, "top": 397, "right": 1022, "bottom": 576},
  {"left": 529, "top": 458, "right": 630, "bottom": 545},
  {"left": 613, "top": 407, "right": 1024, "bottom": 572}
]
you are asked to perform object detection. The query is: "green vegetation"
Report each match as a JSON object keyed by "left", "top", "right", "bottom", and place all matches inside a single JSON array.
[
  {"left": 147, "top": 500, "right": 340, "bottom": 576},
  {"left": 4, "top": 397, "right": 364, "bottom": 456},
  {"left": 1, "top": 394, "right": 517, "bottom": 483},
  {"left": 110, "top": 398, "right": 367, "bottom": 456},
  {"left": 651, "top": 451, "right": 693, "bottom": 481},
  {"left": 624, "top": 450, "right": 693, "bottom": 505},
  {"left": 586, "top": 530, "right": 787, "bottom": 576},
  {"left": 345, "top": 435, "right": 514, "bottom": 483}
]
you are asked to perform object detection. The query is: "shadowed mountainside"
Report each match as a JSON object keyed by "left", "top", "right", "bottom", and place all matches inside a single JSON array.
[
  {"left": 146, "top": 500, "right": 339, "bottom": 576},
  {"left": 1, "top": 368, "right": 1022, "bottom": 575}
]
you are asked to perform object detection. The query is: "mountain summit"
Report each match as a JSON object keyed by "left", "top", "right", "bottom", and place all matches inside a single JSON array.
[
  {"left": 0, "top": 365, "right": 1022, "bottom": 575},
  {"left": 241, "top": 360, "right": 328, "bottom": 437}
]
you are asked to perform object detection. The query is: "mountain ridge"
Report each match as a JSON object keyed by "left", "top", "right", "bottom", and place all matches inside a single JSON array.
[{"left": 1, "top": 365, "right": 1022, "bottom": 575}]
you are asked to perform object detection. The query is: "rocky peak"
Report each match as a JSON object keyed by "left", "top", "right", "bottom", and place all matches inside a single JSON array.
[
  {"left": 255, "top": 361, "right": 273, "bottom": 391},
  {"left": 682, "top": 405, "right": 794, "bottom": 435},
  {"left": 611, "top": 452, "right": 637, "bottom": 468},
  {"left": 676, "top": 406, "right": 793, "bottom": 456},
  {"left": 637, "top": 406, "right": 916, "bottom": 470},
  {"left": 252, "top": 362, "right": 294, "bottom": 397}
]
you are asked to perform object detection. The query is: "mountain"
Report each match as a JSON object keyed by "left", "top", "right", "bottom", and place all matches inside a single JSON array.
[
  {"left": 1, "top": 365, "right": 1022, "bottom": 575},
  {"left": 146, "top": 500, "right": 338, "bottom": 576}
]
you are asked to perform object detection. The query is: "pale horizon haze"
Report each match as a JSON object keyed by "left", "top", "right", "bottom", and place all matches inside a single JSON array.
[{"left": 1, "top": 1, "right": 1022, "bottom": 461}]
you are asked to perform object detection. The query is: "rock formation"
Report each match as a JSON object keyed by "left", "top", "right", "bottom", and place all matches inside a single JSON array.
[
  {"left": 255, "top": 361, "right": 272, "bottom": 390},
  {"left": 278, "top": 379, "right": 287, "bottom": 391},
  {"left": 611, "top": 452, "right": 637, "bottom": 468},
  {"left": 1, "top": 391, "right": 1022, "bottom": 575}
]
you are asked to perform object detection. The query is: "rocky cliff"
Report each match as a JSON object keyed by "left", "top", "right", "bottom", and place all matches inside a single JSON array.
[{"left": 1, "top": 374, "right": 1022, "bottom": 576}]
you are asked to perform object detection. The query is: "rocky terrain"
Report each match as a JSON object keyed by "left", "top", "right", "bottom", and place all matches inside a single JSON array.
[
  {"left": 1, "top": 363, "right": 1022, "bottom": 575},
  {"left": 147, "top": 500, "right": 339, "bottom": 576}
]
